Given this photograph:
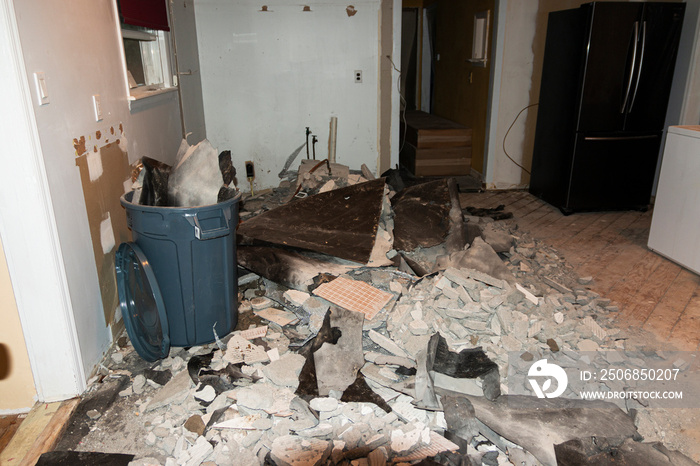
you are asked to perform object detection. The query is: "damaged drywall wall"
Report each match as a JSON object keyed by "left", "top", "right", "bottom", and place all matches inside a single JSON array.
[
  {"left": 75, "top": 128, "right": 133, "bottom": 336},
  {"left": 196, "top": 0, "right": 383, "bottom": 189}
]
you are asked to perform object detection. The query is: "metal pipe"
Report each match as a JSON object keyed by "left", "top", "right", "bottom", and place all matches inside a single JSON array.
[
  {"left": 328, "top": 116, "right": 337, "bottom": 163},
  {"left": 305, "top": 127, "right": 311, "bottom": 159},
  {"left": 312, "top": 135, "right": 317, "bottom": 160}
]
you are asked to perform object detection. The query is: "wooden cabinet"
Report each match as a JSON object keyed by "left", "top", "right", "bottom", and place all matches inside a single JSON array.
[{"left": 399, "top": 110, "right": 472, "bottom": 176}]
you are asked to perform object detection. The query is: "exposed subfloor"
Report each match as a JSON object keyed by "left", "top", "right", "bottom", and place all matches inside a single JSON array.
[
  {"left": 0, "top": 415, "right": 24, "bottom": 455},
  {"left": 457, "top": 190, "right": 700, "bottom": 352}
]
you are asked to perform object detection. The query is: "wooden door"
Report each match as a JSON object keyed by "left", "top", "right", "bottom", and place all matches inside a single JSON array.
[{"left": 432, "top": 0, "right": 494, "bottom": 174}]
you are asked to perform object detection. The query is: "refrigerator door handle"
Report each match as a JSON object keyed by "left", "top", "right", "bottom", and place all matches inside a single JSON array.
[
  {"left": 620, "top": 21, "right": 639, "bottom": 114},
  {"left": 584, "top": 135, "right": 658, "bottom": 141},
  {"left": 629, "top": 21, "right": 646, "bottom": 112}
]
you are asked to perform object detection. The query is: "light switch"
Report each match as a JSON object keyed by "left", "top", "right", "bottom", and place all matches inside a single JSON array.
[
  {"left": 33, "top": 72, "right": 49, "bottom": 105},
  {"left": 92, "top": 94, "right": 102, "bottom": 121}
]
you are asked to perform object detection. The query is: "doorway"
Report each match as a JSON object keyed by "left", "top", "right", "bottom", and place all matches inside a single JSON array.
[{"left": 400, "top": 0, "right": 496, "bottom": 177}]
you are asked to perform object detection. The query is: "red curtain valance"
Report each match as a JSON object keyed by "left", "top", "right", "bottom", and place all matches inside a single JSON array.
[{"left": 119, "top": 0, "right": 170, "bottom": 31}]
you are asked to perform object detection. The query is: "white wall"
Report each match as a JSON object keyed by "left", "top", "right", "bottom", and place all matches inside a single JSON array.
[
  {"left": 196, "top": 0, "right": 382, "bottom": 190},
  {"left": 6, "top": 0, "right": 183, "bottom": 399},
  {"left": 487, "top": 0, "right": 539, "bottom": 189}
]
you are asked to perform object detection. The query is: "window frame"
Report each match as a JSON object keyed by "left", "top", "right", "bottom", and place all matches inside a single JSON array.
[{"left": 113, "top": 1, "right": 177, "bottom": 105}]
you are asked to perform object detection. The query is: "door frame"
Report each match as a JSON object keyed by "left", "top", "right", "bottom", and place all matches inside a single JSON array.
[
  {"left": 483, "top": 0, "right": 506, "bottom": 185},
  {"left": 0, "top": 0, "right": 85, "bottom": 402}
]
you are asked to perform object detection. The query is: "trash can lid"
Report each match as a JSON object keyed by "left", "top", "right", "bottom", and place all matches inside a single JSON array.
[{"left": 115, "top": 242, "right": 170, "bottom": 361}]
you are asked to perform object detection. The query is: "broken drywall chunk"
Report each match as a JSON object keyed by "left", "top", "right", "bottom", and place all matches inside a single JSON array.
[
  {"left": 194, "top": 385, "right": 217, "bottom": 403},
  {"left": 543, "top": 276, "right": 573, "bottom": 294},
  {"left": 168, "top": 139, "right": 226, "bottom": 207},
  {"left": 466, "top": 395, "right": 640, "bottom": 466},
  {"left": 427, "top": 333, "right": 500, "bottom": 401},
  {"left": 262, "top": 352, "right": 306, "bottom": 389},
  {"left": 284, "top": 289, "right": 310, "bottom": 307},
  {"left": 516, "top": 283, "right": 539, "bottom": 305},
  {"left": 144, "top": 370, "right": 192, "bottom": 412},
  {"left": 270, "top": 435, "right": 331, "bottom": 466},
  {"left": 554, "top": 436, "right": 698, "bottom": 466},
  {"left": 481, "top": 223, "right": 515, "bottom": 253},
  {"left": 434, "top": 238, "right": 515, "bottom": 285},
  {"left": 309, "top": 397, "right": 339, "bottom": 412},
  {"left": 368, "top": 330, "right": 411, "bottom": 359},
  {"left": 254, "top": 307, "right": 299, "bottom": 327},
  {"left": 314, "top": 308, "right": 365, "bottom": 395}
]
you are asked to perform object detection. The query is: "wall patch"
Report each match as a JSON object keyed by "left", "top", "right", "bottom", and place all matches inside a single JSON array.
[
  {"left": 87, "top": 149, "right": 104, "bottom": 181},
  {"left": 100, "top": 213, "right": 116, "bottom": 255}
]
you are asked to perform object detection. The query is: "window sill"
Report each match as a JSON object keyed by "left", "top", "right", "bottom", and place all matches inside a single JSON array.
[{"left": 128, "top": 86, "right": 178, "bottom": 112}]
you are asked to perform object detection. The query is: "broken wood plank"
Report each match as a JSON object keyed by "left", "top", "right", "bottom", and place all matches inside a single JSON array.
[{"left": 0, "top": 399, "right": 79, "bottom": 466}]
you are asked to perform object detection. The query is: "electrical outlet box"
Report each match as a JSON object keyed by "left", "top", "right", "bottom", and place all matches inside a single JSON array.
[
  {"left": 354, "top": 70, "right": 362, "bottom": 83},
  {"left": 245, "top": 161, "right": 255, "bottom": 178}
]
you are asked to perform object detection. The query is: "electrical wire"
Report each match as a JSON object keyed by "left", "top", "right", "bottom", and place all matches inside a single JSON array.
[
  {"left": 503, "top": 103, "right": 539, "bottom": 175},
  {"left": 386, "top": 55, "right": 409, "bottom": 157}
]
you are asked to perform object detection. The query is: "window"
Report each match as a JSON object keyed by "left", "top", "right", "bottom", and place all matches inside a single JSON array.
[{"left": 117, "top": 0, "right": 175, "bottom": 101}]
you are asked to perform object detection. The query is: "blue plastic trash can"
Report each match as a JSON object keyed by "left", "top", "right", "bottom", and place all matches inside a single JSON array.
[{"left": 115, "top": 191, "right": 240, "bottom": 361}]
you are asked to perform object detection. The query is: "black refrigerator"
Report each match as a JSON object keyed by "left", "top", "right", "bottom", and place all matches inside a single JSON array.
[{"left": 529, "top": 2, "right": 685, "bottom": 214}]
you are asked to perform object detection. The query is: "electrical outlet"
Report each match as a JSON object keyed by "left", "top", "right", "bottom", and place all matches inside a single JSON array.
[{"left": 354, "top": 70, "right": 362, "bottom": 83}]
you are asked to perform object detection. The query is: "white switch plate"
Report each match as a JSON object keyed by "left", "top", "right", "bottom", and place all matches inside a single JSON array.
[
  {"left": 33, "top": 72, "right": 49, "bottom": 105},
  {"left": 92, "top": 94, "right": 102, "bottom": 121}
]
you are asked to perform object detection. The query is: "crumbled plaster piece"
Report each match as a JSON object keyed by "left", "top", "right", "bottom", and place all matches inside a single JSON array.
[
  {"left": 254, "top": 307, "right": 299, "bottom": 327},
  {"left": 515, "top": 283, "right": 539, "bottom": 305},
  {"left": 270, "top": 435, "right": 331, "bottom": 466},
  {"left": 213, "top": 414, "right": 262, "bottom": 430},
  {"left": 284, "top": 289, "right": 310, "bottom": 307},
  {"left": 239, "top": 326, "right": 268, "bottom": 340},
  {"left": 368, "top": 330, "right": 410, "bottom": 358},
  {"left": 578, "top": 339, "right": 600, "bottom": 352},
  {"left": 250, "top": 297, "right": 273, "bottom": 310},
  {"left": 310, "top": 397, "right": 339, "bottom": 412},
  {"left": 194, "top": 385, "right": 217, "bottom": 403},
  {"left": 262, "top": 352, "right": 306, "bottom": 389}
]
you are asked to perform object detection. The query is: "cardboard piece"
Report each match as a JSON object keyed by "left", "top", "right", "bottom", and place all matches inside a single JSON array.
[{"left": 75, "top": 140, "right": 132, "bottom": 333}]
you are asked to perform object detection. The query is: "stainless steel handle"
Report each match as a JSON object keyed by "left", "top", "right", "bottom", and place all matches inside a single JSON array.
[
  {"left": 629, "top": 21, "right": 646, "bottom": 112},
  {"left": 584, "top": 135, "right": 657, "bottom": 141},
  {"left": 621, "top": 21, "right": 639, "bottom": 114},
  {"left": 177, "top": 69, "right": 194, "bottom": 76}
]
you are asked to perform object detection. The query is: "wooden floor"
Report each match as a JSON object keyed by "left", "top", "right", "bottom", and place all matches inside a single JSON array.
[
  {"left": 0, "top": 415, "right": 24, "bottom": 456},
  {"left": 459, "top": 189, "right": 700, "bottom": 351}
]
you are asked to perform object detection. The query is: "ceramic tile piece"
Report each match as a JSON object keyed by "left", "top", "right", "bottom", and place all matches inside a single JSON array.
[{"left": 314, "top": 277, "right": 393, "bottom": 320}]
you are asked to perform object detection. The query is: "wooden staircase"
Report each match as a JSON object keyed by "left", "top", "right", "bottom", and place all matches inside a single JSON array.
[{"left": 399, "top": 110, "right": 472, "bottom": 176}]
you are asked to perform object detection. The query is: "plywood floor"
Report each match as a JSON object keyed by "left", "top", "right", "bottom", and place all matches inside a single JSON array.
[
  {"left": 0, "top": 415, "right": 23, "bottom": 456},
  {"left": 459, "top": 189, "right": 700, "bottom": 351}
]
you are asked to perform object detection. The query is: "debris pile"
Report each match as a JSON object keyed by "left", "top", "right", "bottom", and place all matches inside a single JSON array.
[
  {"left": 68, "top": 161, "right": 699, "bottom": 466},
  {"left": 130, "top": 139, "right": 237, "bottom": 207}
]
